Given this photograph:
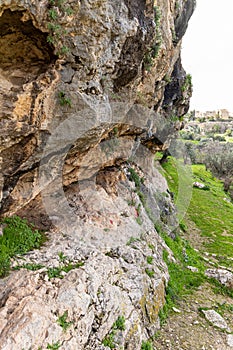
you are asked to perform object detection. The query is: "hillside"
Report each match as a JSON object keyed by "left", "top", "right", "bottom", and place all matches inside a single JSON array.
[{"left": 152, "top": 158, "right": 233, "bottom": 349}]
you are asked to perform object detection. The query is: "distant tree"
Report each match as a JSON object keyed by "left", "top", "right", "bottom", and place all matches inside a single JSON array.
[{"left": 204, "top": 143, "right": 233, "bottom": 196}]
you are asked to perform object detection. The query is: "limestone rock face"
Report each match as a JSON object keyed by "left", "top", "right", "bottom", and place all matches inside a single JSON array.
[
  {"left": 0, "top": 0, "right": 195, "bottom": 216},
  {"left": 0, "top": 0, "right": 195, "bottom": 348}
]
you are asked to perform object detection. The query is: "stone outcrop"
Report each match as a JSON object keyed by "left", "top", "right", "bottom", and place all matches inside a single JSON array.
[
  {"left": 0, "top": 0, "right": 195, "bottom": 348},
  {"left": 0, "top": 0, "right": 194, "bottom": 216}
]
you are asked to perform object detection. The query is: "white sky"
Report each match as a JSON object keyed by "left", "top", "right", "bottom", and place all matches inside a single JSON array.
[{"left": 182, "top": 0, "right": 233, "bottom": 112}]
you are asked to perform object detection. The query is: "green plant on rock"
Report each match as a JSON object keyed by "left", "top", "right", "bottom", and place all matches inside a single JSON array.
[
  {"left": 46, "top": 0, "right": 73, "bottom": 56},
  {"left": 46, "top": 341, "right": 61, "bottom": 350},
  {"left": 58, "top": 91, "right": 72, "bottom": 107},
  {"left": 143, "top": 5, "right": 162, "bottom": 71},
  {"left": 102, "top": 315, "right": 125, "bottom": 348},
  {"left": 181, "top": 74, "right": 192, "bottom": 92},
  {"left": 102, "top": 331, "right": 115, "bottom": 349},
  {"left": 145, "top": 268, "right": 155, "bottom": 278},
  {"left": 47, "top": 260, "right": 84, "bottom": 279},
  {"left": 114, "top": 315, "right": 126, "bottom": 331},
  {"left": 148, "top": 243, "right": 155, "bottom": 251},
  {"left": 128, "top": 167, "right": 143, "bottom": 190},
  {"left": 164, "top": 74, "right": 172, "bottom": 83},
  {"left": 48, "top": 8, "right": 58, "bottom": 20},
  {"left": 58, "top": 251, "right": 67, "bottom": 263},
  {"left": 60, "top": 45, "right": 69, "bottom": 55},
  {"left": 0, "top": 248, "right": 10, "bottom": 278},
  {"left": 126, "top": 236, "right": 141, "bottom": 246},
  {"left": 141, "top": 340, "right": 154, "bottom": 350},
  {"left": 57, "top": 310, "right": 73, "bottom": 331},
  {"left": 136, "top": 216, "right": 143, "bottom": 225},
  {"left": 146, "top": 256, "right": 153, "bottom": 264},
  {"left": 13, "top": 263, "right": 44, "bottom": 271},
  {"left": 0, "top": 216, "right": 44, "bottom": 278}
]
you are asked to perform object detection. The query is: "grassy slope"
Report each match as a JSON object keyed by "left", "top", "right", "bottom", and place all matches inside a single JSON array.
[{"left": 162, "top": 158, "right": 233, "bottom": 263}]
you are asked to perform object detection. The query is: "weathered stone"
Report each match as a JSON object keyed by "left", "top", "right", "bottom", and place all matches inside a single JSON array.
[
  {"left": 205, "top": 268, "right": 233, "bottom": 289},
  {"left": 227, "top": 334, "right": 233, "bottom": 348},
  {"left": 0, "top": 0, "right": 192, "bottom": 216},
  {"left": 202, "top": 309, "right": 230, "bottom": 331}
]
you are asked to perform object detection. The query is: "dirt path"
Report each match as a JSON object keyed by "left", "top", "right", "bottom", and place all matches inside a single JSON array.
[
  {"left": 153, "top": 283, "right": 233, "bottom": 350},
  {"left": 153, "top": 219, "right": 233, "bottom": 350}
]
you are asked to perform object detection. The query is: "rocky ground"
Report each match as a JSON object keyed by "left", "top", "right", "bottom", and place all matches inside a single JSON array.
[
  {"left": 153, "top": 283, "right": 233, "bottom": 350},
  {"left": 153, "top": 220, "right": 233, "bottom": 350}
]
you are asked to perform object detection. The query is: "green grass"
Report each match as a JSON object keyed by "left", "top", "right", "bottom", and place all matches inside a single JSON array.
[
  {"left": 161, "top": 158, "right": 233, "bottom": 262},
  {"left": 160, "top": 157, "right": 193, "bottom": 221},
  {"left": 47, "top": 260, "right": 84, "bottom": 279},
  {"left": 190, "top": 165, "right": 233, "bottom": 259},
  {"left": 159, "top": 157, "right": 233, "bottom": 321},
  {"left": 160, "top": 157, "right": 233, "bottom": 312},
  {"left": 13, "top": 263, "right": 44, "bottom": 271},
  {"left": 0, "top": 216, "right": 44, "bottom": 278},
  {"left": 158, "top": 234, "right": 206, "bottom": 324},
  {"left": 159, "top": 258, "right": 204, "bottom": 325}
]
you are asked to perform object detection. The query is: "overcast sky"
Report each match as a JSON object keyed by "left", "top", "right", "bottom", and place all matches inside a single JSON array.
[{"left": 182, "top": 0, "right": 233, "bottom": 112}]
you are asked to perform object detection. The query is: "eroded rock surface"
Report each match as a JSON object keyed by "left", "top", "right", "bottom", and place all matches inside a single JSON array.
[
  {"left": 0, "top": 168, "right": 175, "bottom": 349},
  {"left": 0, "top": 0, "right": 195, "bottom": 348},
  {"left": 0, "top": 0, "right": 194, "bottom": 216}
]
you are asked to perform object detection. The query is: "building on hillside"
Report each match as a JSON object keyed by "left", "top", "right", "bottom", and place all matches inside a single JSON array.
[{"left": 218, "top": 109, "right": 231, "bottom": 119}]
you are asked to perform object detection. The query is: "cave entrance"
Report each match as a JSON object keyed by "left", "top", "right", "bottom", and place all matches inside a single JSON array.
[{"left": 0, "top": 9, "right": 56, "bottom": 89}]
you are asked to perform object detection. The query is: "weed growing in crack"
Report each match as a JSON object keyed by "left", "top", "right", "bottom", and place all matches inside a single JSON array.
[
  {"left": 46, "top": 341, "right": 61, "bottom": 350},
  {"left": 114, "top": 315, "right": 126, "bottom": 331},
  {"left": 46, "top": 0, "right": 73, "bottom": 56},
  {"left": 102, "top": 316, "right": 125, "bottom": 348},
  {"left": 145, "top": 268, "right": 155, "bottom": 278},
  {"left": 141, "top": 340, "right": 154, "bottom": 350},
  {"left": 47, "top": 260, "right": 84, "bottom": 279},
  {"left": 146, "top": 256, "right": 154, "bottom": 264},
  {"left": 13, "top": 263, "right": 45, "bottom": 271},
  {"left": 143, "top": 5, "right": 162, "bottom": 71},
  {"left": 57, "top": 310, "right": 73, "bottom": 331},
  {"left": 58, "top": 91, "right": 72, "bottom": 107},
  {"left": 136, "top": 216, "right": 143, "bottom": 225}
]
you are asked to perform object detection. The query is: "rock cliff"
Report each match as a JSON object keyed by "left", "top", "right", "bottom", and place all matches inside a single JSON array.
[{"left": 0, "top": 0, "right": 195, "bottom": 349}]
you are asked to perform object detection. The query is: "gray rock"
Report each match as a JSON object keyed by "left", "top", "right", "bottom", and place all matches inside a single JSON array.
[
  {"left": 227, "top": 334, "right": 233, "bottom": 347},
  {"left": 205, "top": 268, "right": 233, "bottom": 289},
  {"left": 202, "top": 309, "right": 230, "bottom": 331}
]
